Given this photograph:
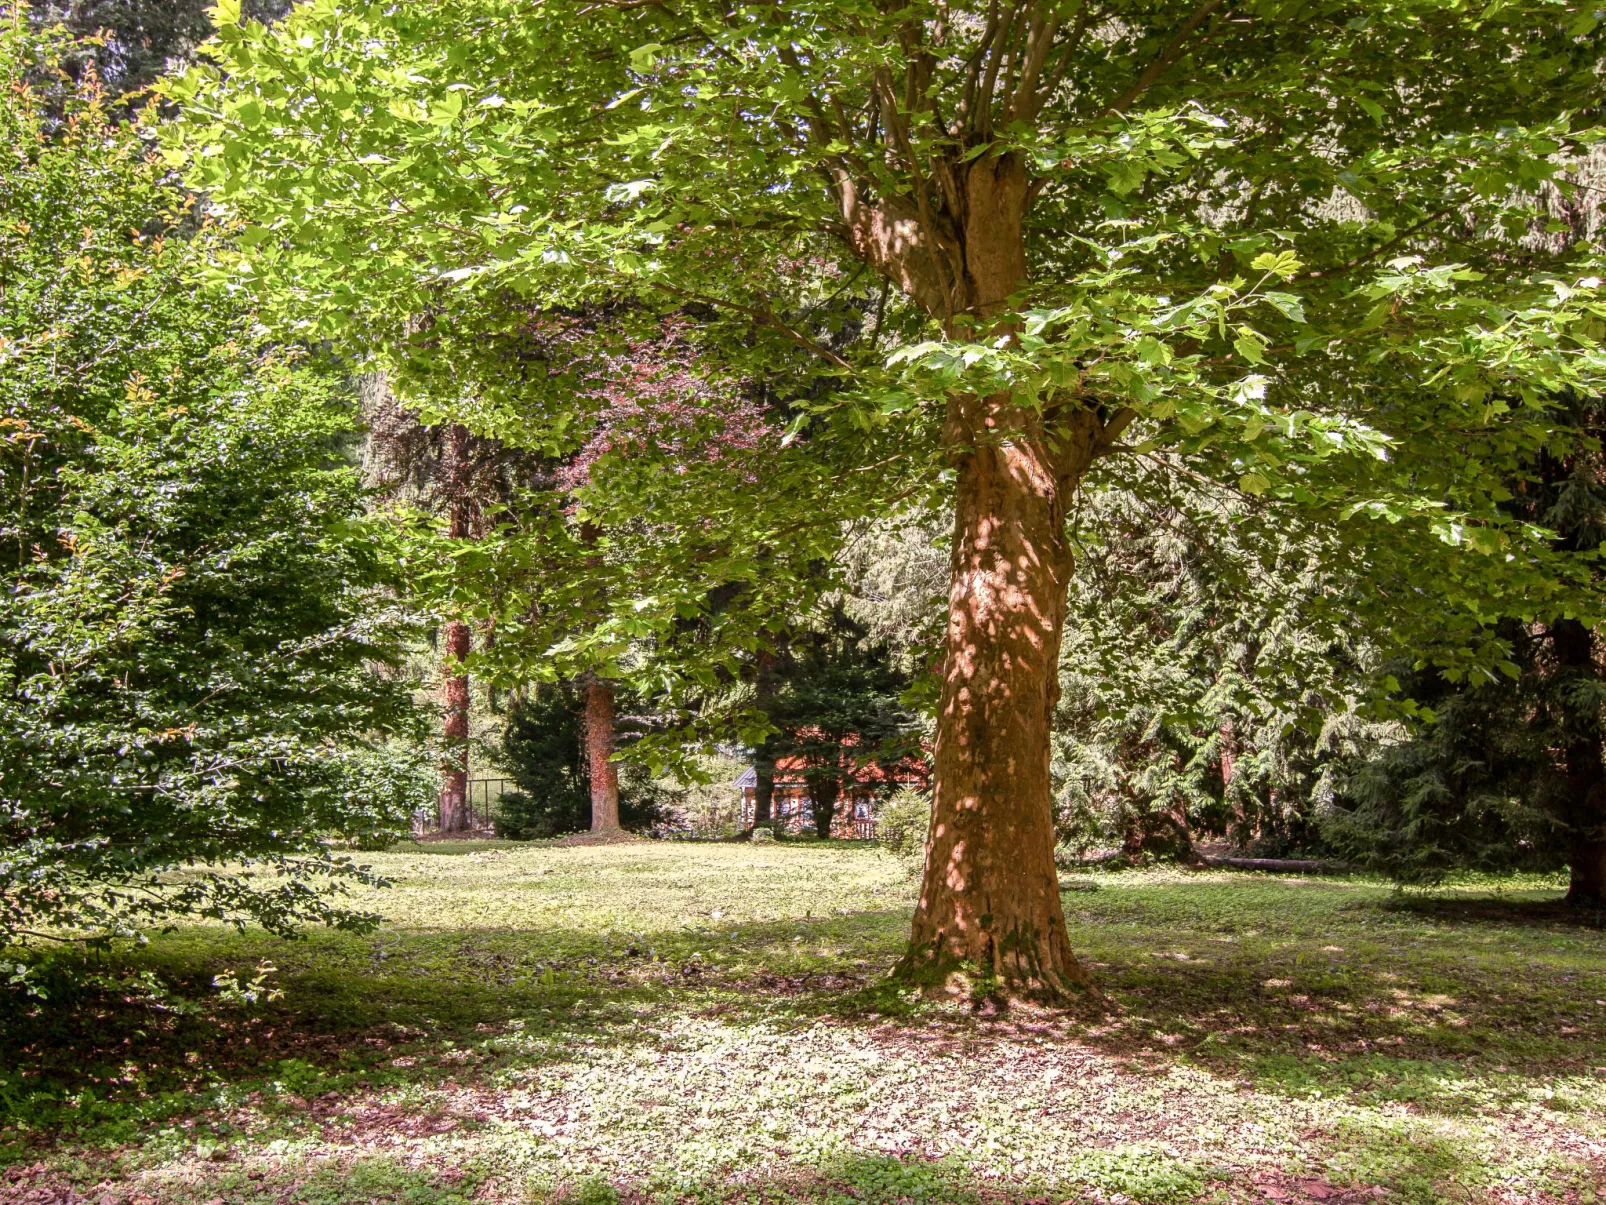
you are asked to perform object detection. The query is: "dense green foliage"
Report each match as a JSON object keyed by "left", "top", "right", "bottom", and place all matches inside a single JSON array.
[
  {"left": 0, "top": 17, "right": 433, "bottom": 950},
  {"left": 169, "top": 0, "right": 1606, "bottom": 666},
  {"left": 1324, "top": 397, "right": 1606, "bottom": 885},
  {"left": 166, "top": 0, "right": 1606, "bottom": 894},
  {"left": 1050, "top": 465, "right": 1378, "bottom": 858}
]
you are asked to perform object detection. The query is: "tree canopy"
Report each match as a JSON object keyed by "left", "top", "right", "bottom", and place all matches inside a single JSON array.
[{"left": 164, "top": 0, "right": 1606, "bottom": 990}]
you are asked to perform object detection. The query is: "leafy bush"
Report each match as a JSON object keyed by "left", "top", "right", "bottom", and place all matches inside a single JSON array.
[
  {"left": 878, "top": 787, "right": 931, "bottom": 872},
  {"left": 0, "top": 18, "right": 432, "bottom": 950}
]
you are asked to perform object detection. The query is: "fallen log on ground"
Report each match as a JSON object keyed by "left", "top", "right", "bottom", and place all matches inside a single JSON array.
[{"left": 1197, "top": 856, "right": 1353, "bottom": 874}]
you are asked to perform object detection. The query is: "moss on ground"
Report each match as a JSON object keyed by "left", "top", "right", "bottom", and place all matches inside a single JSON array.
[{"left": 2, "top": 844, "right": 1602, "bottom": 1204}]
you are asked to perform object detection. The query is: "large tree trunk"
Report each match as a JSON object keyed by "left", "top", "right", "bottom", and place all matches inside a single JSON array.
[
  {"left": 1553, "top": 618, "right": 1606, "bottom": 908},
  {"left": 864, "top": 153, "right": 1103, "bottom": 997},
  {"left": 904, "top": 392, "right": 1101, "bottom": 995},
  {"left": 584, "top": 679, "right": 621, "bottom": 833}
]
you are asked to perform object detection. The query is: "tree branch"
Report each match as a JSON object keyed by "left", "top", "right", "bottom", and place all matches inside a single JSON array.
[
  {"left": 1008, "top": 4, "right": 1062, "bottom": 126},
  {"left": 1106, "top": 0, "right": 1230, "bottom": 114},
  {"left": 1034, "top": 0, "right": 1095, "bottom": 113},
  {"left": 976, "top": 0, "right": 1022, "bottom": 141},
  {"left": 1294, "top": 210, "right": 1450, "bottom": 281}
]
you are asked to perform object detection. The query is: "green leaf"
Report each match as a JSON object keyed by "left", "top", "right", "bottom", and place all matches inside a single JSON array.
[
  {"left": 1250, "top": 251, "right": 1303, "bottom": 280},
  {"left": 1261, "top": 292, "right": 1306, "bottom": 324}
]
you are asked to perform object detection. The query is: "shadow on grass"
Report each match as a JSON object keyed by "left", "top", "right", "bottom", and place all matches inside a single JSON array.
[
  {"left": 8, "top": 1141, "right": 1407, "bottom": 1205},
  {"left": 1379, "top": 892, "right": 1605, "bottom": 930},
  {"left": 5, "top": 877, "right": 1605, "bottom": 1162}
]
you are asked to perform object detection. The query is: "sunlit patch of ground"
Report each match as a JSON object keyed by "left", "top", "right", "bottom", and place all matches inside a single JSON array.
[{"left": 3, "top": 844, "right": 1603, "bottom": 1204}]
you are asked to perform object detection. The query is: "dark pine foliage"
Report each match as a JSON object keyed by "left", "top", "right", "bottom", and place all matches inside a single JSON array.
[
  {"left": 755, "top": 607, "right": 924, "bottom": 839},
  {"left": 1324, "top": 397, "right": 1606, "bottom": 902}
]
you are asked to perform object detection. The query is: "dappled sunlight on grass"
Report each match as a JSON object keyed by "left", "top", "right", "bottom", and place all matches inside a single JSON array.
[{"left": 3, "top": 848, "right": 1603, "bottom": 1204}]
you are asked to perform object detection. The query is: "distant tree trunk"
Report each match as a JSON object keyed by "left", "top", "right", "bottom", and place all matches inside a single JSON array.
[
  {"left": 439, "top": 616, "right": 471, "bottom": 832},
  {"left": 809, "top": 772, "right": 841, "bottom": 840},
  {"left": 752, "top": 743, "right": 775, "bottom": 831},
  {"left": 437, "top": 423, "right": 473, "bottom": 833},
  {"left": 1553, "top": 618, "right": 1606, "bottom": 907},
  {"left": 584, "top": 678, "right": 621, "bottom": 833},
  {"left": 749, "top": 646, "right": 778, "bottom": 832}
]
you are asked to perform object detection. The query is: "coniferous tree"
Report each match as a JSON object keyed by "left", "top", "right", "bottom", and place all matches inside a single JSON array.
[
  {"left": 1325, "top": 397, "right": 1606, "bottom": 904},
  {"left": 749, "top": 609, "right": 924, "bottom": 839}
]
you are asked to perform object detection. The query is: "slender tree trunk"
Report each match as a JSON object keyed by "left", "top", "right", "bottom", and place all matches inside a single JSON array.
[
  {"left": 439, "top": 618, "right": 471, "bottom": 832},
  {"left": 585, "top": 679, "right": 621, "bottom": 833},
  {"left": 749, "top": 647, "right": 778, "bottom": 832},
  {"left": 752, "top": 743, "right": 775, "bottom": 831},
  {"left": 437, "top": 423, "right": 473, "bottom": 833},
  {"left": 810, "top": 773, "right": 840, "bottom": 840},
  {"left": 1553, "top": 618, "right": 1606, "bottom": 908}
]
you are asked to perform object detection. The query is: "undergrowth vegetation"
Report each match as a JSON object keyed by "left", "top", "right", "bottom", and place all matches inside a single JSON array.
[{"left": 2, "top": 844, "right": 1602, "bottom": 1204}]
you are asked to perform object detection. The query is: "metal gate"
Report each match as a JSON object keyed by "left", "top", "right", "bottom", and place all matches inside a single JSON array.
[{"left": 431, "top": 778, "right": 515, "bottom": 831}]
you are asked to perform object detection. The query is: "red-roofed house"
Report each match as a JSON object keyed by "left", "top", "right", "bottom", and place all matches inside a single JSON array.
[{"left": 733, "top": 754, "right": 929, "bottom": 838}]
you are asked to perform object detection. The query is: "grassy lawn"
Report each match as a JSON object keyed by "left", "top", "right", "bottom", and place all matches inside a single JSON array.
[{"left": 3, "top": 842, "right": 1604, "bottom": 1205}]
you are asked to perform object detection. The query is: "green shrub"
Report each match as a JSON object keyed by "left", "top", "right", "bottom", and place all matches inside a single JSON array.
[
  {"left": 878, "top": 787, "right": 931, "bottom": 872},
  {"left": 0, "top": 19, "right": 431, "bottom": 950}
]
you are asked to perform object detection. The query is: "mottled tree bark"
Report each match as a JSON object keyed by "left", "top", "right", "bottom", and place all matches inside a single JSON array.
[
  {"left": 1553, "top": 619, "right": 1606, "bottom": 908},
  {"left": 905, "top": 389, "right": 1103, "bottom": 995},
  {"left": 585, "top": 679, "right": 621, "bottom": 833},
  {"left": 853, "top": 153, "right": 1112, "bottom": 996}
]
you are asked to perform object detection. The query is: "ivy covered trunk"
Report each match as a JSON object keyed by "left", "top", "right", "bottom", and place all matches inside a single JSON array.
[{"left": 585, "top": 679, "right": 621, "bottom": 832}]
